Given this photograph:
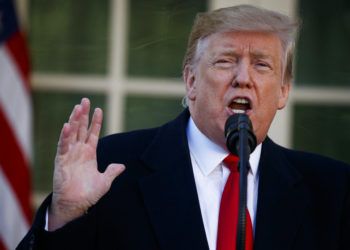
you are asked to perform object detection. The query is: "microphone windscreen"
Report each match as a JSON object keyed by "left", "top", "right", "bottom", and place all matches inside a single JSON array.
[{"left": 225, "top": 114, "right": 257, "bottom": 155}]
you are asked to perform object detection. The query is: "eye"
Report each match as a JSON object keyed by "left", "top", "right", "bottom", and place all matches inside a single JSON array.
[
  {"left": 255, "top": 61, "right": 272, "bottom": 70},
  {"left": 214, "top": 58, "right": 235, "bottom": 68},
  {"left": 217, "top": 59, "right": 229, "bottom": 63}
]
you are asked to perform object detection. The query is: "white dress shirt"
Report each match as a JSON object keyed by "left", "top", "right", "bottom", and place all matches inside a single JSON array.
[{"left": 186, "top": 118, "right": 261, "bottom": 250}]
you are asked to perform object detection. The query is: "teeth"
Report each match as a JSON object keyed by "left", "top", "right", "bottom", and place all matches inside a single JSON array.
[
  {"left": 229, "top": 97, "right": 251, "bottom": 114},
  {"left": 232, "top": 109, "right": 245, "bottom": 114},
  {"left": 233, "top": 98, "right": 249, "bottom": 104}
]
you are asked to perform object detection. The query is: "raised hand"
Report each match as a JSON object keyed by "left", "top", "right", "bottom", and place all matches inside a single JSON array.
[{"left": 48, "top": 98, "right": 125, "bottom": 231}]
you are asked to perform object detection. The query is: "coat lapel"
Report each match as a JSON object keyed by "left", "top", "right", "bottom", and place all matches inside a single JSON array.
[
  {"left": 138, "top": 110, "right": 209, "bottom": 250},
  {"left": 254, "top": 138, "right": 311, "bottom": 250}
]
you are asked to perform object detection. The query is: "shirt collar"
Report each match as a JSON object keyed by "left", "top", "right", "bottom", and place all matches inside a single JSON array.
[{"left": 186, "top": 117, "right": 262, "bottom": 177}]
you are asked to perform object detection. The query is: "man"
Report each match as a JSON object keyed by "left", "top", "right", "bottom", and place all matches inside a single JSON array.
[{"left": 18, "top": 5, "right": 350, "bottom": 250}]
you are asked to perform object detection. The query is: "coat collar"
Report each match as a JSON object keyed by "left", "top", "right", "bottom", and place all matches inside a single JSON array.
[{"left": 139, "top": 109, "right": 210, "bottom": 250}]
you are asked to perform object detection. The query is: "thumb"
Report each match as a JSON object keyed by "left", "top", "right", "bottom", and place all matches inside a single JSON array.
[{"left": 103, "top": 163, "right": 126, "bottom": 185}]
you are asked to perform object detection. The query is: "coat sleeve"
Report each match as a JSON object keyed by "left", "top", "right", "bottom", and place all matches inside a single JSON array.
[{"left": 16, "top": 194, "right": 97, "bottom": 250}]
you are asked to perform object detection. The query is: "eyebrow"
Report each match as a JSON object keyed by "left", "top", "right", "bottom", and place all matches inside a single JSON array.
[
  {"left": 210, "top": 48, "right": 240, "bottom": 58},
  {"left": 211, "top": 47, "right": 273, "bottom": 59},
  {"left": 250, "top": 51, "right": 273, "bottom": 61}
]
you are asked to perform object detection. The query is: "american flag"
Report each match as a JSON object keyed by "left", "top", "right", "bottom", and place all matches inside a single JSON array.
[{"left": 0, "top": 0, "right": 32, "bottom": 249}]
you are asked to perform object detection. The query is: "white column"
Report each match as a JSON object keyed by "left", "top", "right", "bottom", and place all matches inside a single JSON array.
[
  {"left": 14, "top": 0, "right": 29, "bottom": 29},
  {"left": 107, "top": 0, "right": 128, "bottom": 134}
]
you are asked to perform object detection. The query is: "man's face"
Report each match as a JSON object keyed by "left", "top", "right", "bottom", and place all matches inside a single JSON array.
[{"left": 184, "top": 31, "right": 290, "bottom": 148}]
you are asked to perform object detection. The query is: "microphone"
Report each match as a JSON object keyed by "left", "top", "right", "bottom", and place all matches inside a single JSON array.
[{"left": 224, "top": 113, "right": 257, "bottom": 156}]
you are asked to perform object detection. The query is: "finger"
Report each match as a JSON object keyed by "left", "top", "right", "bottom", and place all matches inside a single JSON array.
[
  {"left": 57, "top": 123, "right": 71, "bottom": 155},
  {"left": 68, "top": 104, "right": 83, "bottom": 144},
  {"left": 103, "top": 164, "right": 126, "bottom": 186},
  {"left": 77, "top": 98, "right": 91, "bottom": 142},
  {"left": 86, "top": 108, "right": 103, "bottom": 148}
]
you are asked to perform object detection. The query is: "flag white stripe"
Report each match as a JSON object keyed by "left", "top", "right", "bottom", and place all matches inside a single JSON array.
[
  {"left": 0, "top": 167, "right": 29, "bottom": 250},
  {"left": 0, "top": 46, "right": 32, "bottom": 162}
]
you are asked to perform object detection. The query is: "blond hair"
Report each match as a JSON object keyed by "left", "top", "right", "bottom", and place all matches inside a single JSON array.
[{"left": 183, "top": 5, "right": 300, "bottom": 83}]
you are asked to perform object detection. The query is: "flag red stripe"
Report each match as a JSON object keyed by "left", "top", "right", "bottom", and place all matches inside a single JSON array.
[
  {"left": 0, "top": 107, "right": 32, "bottom": 223},
  {"left": 5, "top": 31, "right": 31, "bottom": 91},
  {"left": 0, "top": 238, "right": 5, "bottom": 250}
]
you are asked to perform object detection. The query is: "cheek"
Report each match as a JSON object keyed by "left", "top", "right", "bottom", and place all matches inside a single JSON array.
[
  {"left": 197, "top": 71, "right": 225, "bottom": 95},
  {"left": 255, "top": 83, "right": 282, "bottom": 120},
  {"left": 214, "top": 69, "right": 234, "bottom": 83},
  {"left": 258, "top": 76, "right": 283, "bottom": 103},
  {"left": 203, "top": 70, "right": 234, "bottom": 96}
]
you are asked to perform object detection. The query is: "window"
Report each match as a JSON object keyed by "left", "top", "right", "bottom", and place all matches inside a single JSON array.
[
  {"left": 27, "top": 0, "right": 350, "bottom": 207},
  {"left": 29, "top": 0, "right": 207, "bottom": 205},
  {"left": 293, "top": 0, "right": 350, "bottom": 163}
]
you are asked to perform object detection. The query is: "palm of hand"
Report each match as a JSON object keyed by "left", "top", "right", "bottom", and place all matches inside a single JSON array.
[
  {"left": 53, "top": 141, "right": 105, "bottom": 211},
  {"left": 49, "top": 98, "right": 125, "bottom": 230}
]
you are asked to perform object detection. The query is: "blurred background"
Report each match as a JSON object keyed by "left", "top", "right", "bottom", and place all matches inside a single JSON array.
[
  {"left": 26, "top": 0, "right": 350, "bottom": 204},
  {"left": 1, "top": 0, "right": 350, "bottom": 248}
]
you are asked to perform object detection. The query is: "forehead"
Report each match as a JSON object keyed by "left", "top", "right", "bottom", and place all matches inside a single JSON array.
[{"left": 202, "top": 31, "right": 283, "bottom": 59}]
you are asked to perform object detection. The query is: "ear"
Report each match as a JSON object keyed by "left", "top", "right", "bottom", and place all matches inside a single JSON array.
[
  {"left": 183, "top": 65, "right": 197, "bottom": 101},
  {"left": 277, "top": 82, "right": 291, "bottom": 110}
]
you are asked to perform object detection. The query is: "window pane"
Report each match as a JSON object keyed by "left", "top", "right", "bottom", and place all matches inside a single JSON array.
[
  {"left": 127, "top": 0, "right": 207, "bottom": 78},
  {"left": 296, "top": 0, "right": 350, "bottom": 86},
  {"left": 33, "top": 91, "right": 106, "bottom": 192},
  {"left": 293, "top": 104, "right": 350, "bottom": 164},
  {"left": 124, "top": 95, "right": 184, "bottom": 131},
  {"left": 30, "top": 0, "right": 110, "bottom": 74}
]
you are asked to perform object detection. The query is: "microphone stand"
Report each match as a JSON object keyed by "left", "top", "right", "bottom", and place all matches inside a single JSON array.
[
  {"left": 224, "top": 114, "right": 256, "bottom": 250},
  {"left": 236, "top": 125, "right": 251, "bottom": 250}
]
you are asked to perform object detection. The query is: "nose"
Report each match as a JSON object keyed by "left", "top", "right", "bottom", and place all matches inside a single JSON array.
[{"left": 232, "top": 61, "right": 251, "bottom": 88}]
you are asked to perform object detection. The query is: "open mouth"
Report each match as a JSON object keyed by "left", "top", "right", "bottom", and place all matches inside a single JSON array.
[{"left": 229, "top": 97, "right": 252, "bottom": 114}]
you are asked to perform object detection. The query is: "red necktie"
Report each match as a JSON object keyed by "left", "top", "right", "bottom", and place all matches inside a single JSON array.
[{"left": 217, "top": 154, "right": 254, "bottom": 250}]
